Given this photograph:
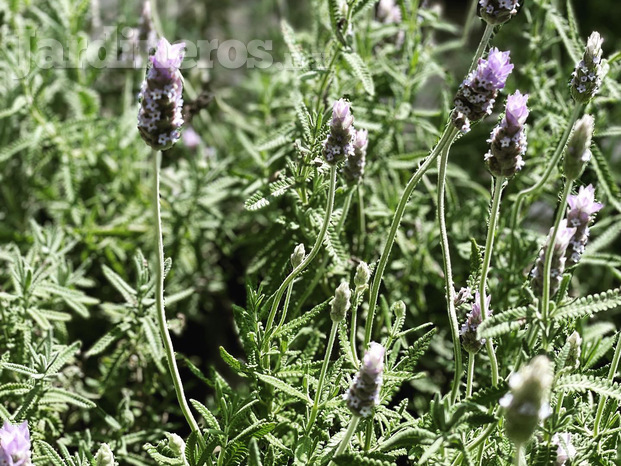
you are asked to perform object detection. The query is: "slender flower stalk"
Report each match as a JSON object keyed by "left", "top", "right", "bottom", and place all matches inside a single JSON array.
[
  {"left": 466, "top": 353, "right": 476, "bottom": 398},
  {"left": 139, "top": 38, "right": 205, "bottom": 449},
  {"left": 593, "top": 332, "right": 621, "bottom": 437},
  {"left": 333, "top": 416, "right": 360, "bottom": 459}
]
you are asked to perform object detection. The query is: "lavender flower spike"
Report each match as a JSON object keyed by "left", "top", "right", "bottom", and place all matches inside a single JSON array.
[
  {"left": 479, "top": 0, "right": 520, "bottom": 25},
  {"left": 565, "top": 184, "right": 603, "bottom": 267},
  {"left": 138, "top": 38, "right": 186, "bottom": 151},
  {"left": 323, "top": 99, "right": 355, "bottom": 164},
  {"left": 460, "top": 291, "right": 491, "bottom": 354},
  {"left": 452, "top": 48, "right": 514, "bottom": 133},
  {"left": 344, "top": 342, "right": 384, "bottom": 418},
  {"left": 485, "top": 91, "right": 529, "bottom": 177},
  {"left": 0, "top": 421, "right": 32, "bottom": 466},
  {"left": 571, "top": 32, "right": 605, "bottom": 104},
  {"left": 343, "top": 129, "right": 368, "bottom": 184},
  {"left": 531, "top": 219, "right": 577, "bottom": 298}
]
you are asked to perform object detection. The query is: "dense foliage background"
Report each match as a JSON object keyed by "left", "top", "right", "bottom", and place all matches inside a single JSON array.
[{"left": 0, "top": 0, "right": 620, "bottom": 464}]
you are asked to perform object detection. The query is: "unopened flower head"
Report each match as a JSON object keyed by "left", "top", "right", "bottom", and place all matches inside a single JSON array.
[
  {"left": 330, "top": 282, "right": 351, "bottom": 322},
  {"left": 138, "top": 38, "right": 185, "bottom": 151},
  {"left": 0, "top": 421, "right": 31, "bottom": 466},
  {"left": 485, "top": 91, "right": 529, "bottom": 177},
  {"left": 354, "top": 261, "right": 371, "bottom": 289},
  {"left": 500, "top": 355, "right": 553, "bottom": 445},
  {"left": 454, "top": 287, "right": 473, "bottom": 307},
  {"left": 531, "top": 219, "right": 577, "bottom": 298},
  {"left": 290, "top": 243, "right": 306, "bottom": 268},
  {"left": 566, "top": 331, "right": 582, "bottom": 370},
  {"left": 460, "top": 291, "right": 490, "bottom": 354},
  {"left": 452, "top": 48, "right": 514, "bottom": 133},
  {"left": 564, "top": 115, "right": 595, "bottom": 181},
  {"left": 479, "top": 0, "right": 520, "bottom": 25},
  {"left": 552, "top": 432, "right": 577, "bottom": 466},
  {"left": 571, "top": 32, "right": 605, "bottom": 104},
  {"left": 323, "top": 99, "right": 355, "bottom": 164},
  {"left": 343, "top": 129, "right": 368, "bottom": 184},
  {"left": 344, "top": 342, "right": 385, "bottom": 417},
  {"left": 94, "top": 443, "right": 115, "bottom": 466},
  {"left": 565, "top": 184, "right": 603, "bottom": 267},
  {"left": 165, "top": 432, "right": 186, "bottom": 458}
]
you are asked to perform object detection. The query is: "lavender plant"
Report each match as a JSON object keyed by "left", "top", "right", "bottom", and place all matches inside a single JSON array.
[{"left": 1, "top": 0, "right": 621, "bottom": 465}]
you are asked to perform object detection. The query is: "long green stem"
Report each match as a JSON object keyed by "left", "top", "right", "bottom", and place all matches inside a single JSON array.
[
  {"left": 349, "top": 289, "right": 362, "bottom": 367},
  {"left": 307, "top": 321, "right": 339, "bottom": 432},
  {"left": 478, "top": 177, "right": 504, "bottom": 386},
  {"left": 468, "top": 24, "right": 494, "bottom": 74},
  {"left": 276, "top": 280, "right": 295, "bottom": 330},
  {"left": 337, "top": 187, "right": 356, "bottom": 233},
  {"left": 436, "top": 133, "right": 464, "bottom": 403},
  {"left": 263, "top": 166, "right": 338, "bottom": 356},
  {"left": 540, "top": 180, "right": 572, "bottom": 349},
  {"left": 514, "top": 443, "right": 525, "bottom": 466},
  {"left": 333, "top": 416, "right": 360, "bottom": 459},
  {"left": 509, "top": 103, "right": 583, "bottom": 268},
  {"left": 152, "top": 151, "right": 205, "bottom": 449},
  {"left": 593, "top": 332, "right": 621, "bottom": 437},
  {"left": 466, "top": 353, "right": 475, "bottom": 398},
  {"left": 364, "top": 127, "right": 456, "bottom": 348}
]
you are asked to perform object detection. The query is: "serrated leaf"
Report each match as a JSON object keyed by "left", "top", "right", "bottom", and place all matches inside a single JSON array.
[
  {"left": 552, "top": 288, "right": 621, "bottom": 320},
  {"left": 40, "top": 387, "right": 96, "bottom": 408},
  {"left": 190, "top": 399, "right": 221, "bottom": 431},
  {"left": 102, "top": 265, "right": 137, "bottom": 305},
  {"left": 255, "top": 373, "right": 310, "bottom": 405},
  {"left": 555, "top": 374, "right": 621, "bottom": 401},
  {"left": 343, "top": 52, "right": 375, "bottom": 96},
  {"left": 477, "top": 306, "right": 532, "bottom": 339}
]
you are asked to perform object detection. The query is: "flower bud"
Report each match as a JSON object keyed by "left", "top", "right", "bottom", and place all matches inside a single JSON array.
[
  {"left": 0, "top": 421, "right": 31, "bottom": 466},
  {"left": 566, "top": 331, "right": 582, "bottom": 371},
  {"left": 290, "top": 243, "right": 305, "bottom": 269},
  {"left": 330, "top": 282, "right": 351, "bottom": 322},
  {"left": 454, "top": 287, "right": 472, "bottom": 307},
  {"left": 353, "top": 261, "right": 371, "bottom": 289},
  {"left": 500, "top": 356, "right": 553, "bottom": 445},
  {"left": 530, "top": 220, "right": 577, "bottom": 298},
  {"left": 94, "top": 443, "right": 116, "bottom": 466},
  {"left": 485, "top": 91, "right": 529, "bottom": 177},
  {"left": 323, "top": 99, "right": 355, "bottom": 164},
  {"left": 564, "top": 115, "right": 594, "bottom": 181},
  {"left": 344, "top": 342, "right": 385, "bottom": 417},
  {"left": 552, "top": 432, "right": 577, "bottom": 466},
  {"left": 460, "top": 292, "right": 491, "bottom": 354},
  {"left": 565, "top": 184, "right": 603, "bottom": 267},
  {"left": 138, "top": 38, "right": 185, "bottom": 151},
  {"left": 392, "top": 300, "right": 406, "bottom": 320},
  {"left": 343, "top": 129, "right": 368, "bottom": 185},
  {"left": 571, "top": 32, "right": 605, "bottom": 104},
  {"left": 165, "top": 433, "right": 186, "bottom": 458},
  {"left": 452, "top": 48, "right": 514, "bottom": 133},
  {"left": 479, "top": 0, "right": 520, "bottom": 26}
]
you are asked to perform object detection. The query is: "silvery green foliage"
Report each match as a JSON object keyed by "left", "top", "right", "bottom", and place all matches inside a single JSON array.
[{"left": 1, "top": 0, "right": 621, "bottom": 465}]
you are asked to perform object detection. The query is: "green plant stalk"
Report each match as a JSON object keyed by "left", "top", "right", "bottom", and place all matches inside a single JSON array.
[
  {"left": 306, "top": 321, "right": 339, "bottom": 432},
  {"left": 462, "top": 0, "right": 481, "bottom": 41},
  {"left": 152, "top": 151, "right": 205, "bottom": 450},
  {"left": 263, "top": 166, "right": 338, "bottom": 357},
  {"left": 364, "top": 127, "right": 456, "bottom": 348},
  {"left": 468, "top": 24, "right": 495, "bottom": 74},
  {"left": 466, "top": 353, "right": 475, "bottom": 398},
  {"left": 333, "top": 415, "right": 360, "bottom": 459},
  {"left": 276, "top": 280, "right": 295, "bottom": 330},
  {"left": 337, "top": 186, "right": 356, "bottom": 232},
  {"left": 593, "top": 332, "right": 621, "bottom": 437},
  {"left": 349, "top": 289, "right": 362, "bottom": 367},
  {"left": 514, "top": 443, "right": 525, "bottom": 466},
  {"left": 540, "top": 180, "right": 573, "bottom": 349},
  {"left": 509, "top": 103, "right": 583, "bottom": 266},
  {"left": 478, "top": 177, "right": 504, "bottom": 387},
  {"left": 436, "top": 133, "right": 465, "bottom": 403},
  {"left": 357, "top": 184, "right": 366, "bottom": 254}
]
